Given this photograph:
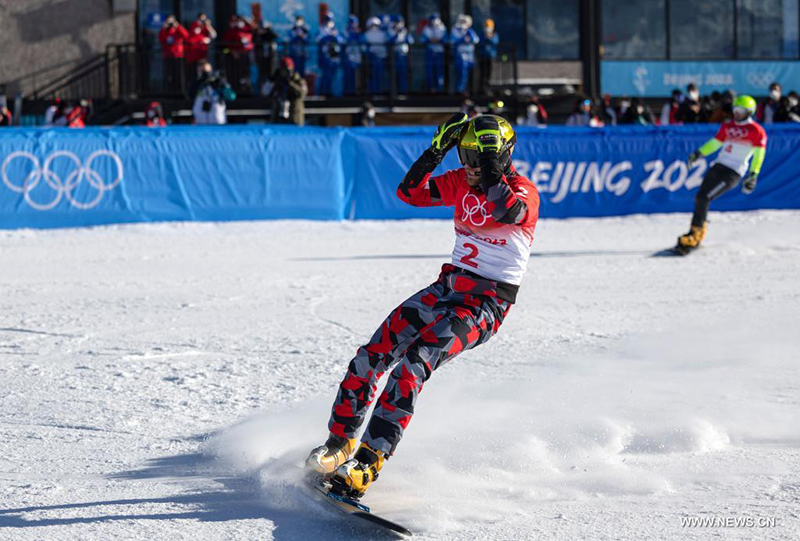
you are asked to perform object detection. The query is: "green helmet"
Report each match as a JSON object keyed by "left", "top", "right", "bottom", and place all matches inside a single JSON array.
[
  {"left": 456, "top": 114, "right": 517, "bottom": 168},
  {"left": 733, "top": 95, "right": 757, "bottom": 116}
]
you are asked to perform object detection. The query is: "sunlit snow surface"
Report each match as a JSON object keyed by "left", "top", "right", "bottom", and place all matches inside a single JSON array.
[{"left": 1, "top": 211, "right": 799, "bottom": 540}]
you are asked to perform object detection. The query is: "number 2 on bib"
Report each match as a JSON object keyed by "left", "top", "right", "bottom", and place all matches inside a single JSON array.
[{"left": 460, "top": 242, "right": 479, "bottom": 268}]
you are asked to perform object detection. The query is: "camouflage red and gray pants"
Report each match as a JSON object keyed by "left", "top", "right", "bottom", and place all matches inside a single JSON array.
[{"left": 328, "top": 264, "right": 512, "bottom": 456}]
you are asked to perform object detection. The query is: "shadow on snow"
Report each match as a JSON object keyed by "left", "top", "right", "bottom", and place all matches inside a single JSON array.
[{"left": 0, "top": 450, "right": 398, "bottom": 540}]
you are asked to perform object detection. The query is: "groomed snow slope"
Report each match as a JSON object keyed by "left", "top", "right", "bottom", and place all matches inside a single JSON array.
[{"left": 1, "top": 210, "right": 799, "bottom": 540}]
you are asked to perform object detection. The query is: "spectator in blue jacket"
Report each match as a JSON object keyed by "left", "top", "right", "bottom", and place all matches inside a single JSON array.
[
  {"left": 478, "top": 18, "right": 498, "bottom": 93},
  {"left": 317, "top": 12, "right": 342, "bottom": 96},
  {"left": 389, "top": 15, "right": 413, "bottom": 94},
  {"left": 288, "top": 15, "right": 310, "bottom": 76},
  {"left": 364, "top": 16, "right": 387, "bottom": 94},
  {"left": 451, "top": 14, "right": 479, "bottom": 94},
  {"left": 421, "top": 13, "right": 447, "bottom": 93},
  {"left": 342, "top": 15, "right": 363, "bottom": 95},
  {"left": 380, "top": 15, "right": 392, "bottom": 34}
]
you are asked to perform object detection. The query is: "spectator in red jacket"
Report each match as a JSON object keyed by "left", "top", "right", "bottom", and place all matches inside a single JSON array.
[
  {"left": 187, "top": 13, "right": 216, "bottom": 83},
  {"left": 222, "top": 15, "right": 255, "bottom": 93},
  {"left": 189, "top": 13, "right": 217, "bottom": 40},
  {"left": 0, "top": 106, "right": 12, "bottom": 126},
  {"left": 52, "top": 101, "right": 86, "bottom": 128},
  {"left": 158, "top": 16, "right": 189, "bottom": 58},
  {"left": 145, "top": 101, "right": 167, "bottom": 127},
  {"left": 186, "top": 24, "right": 212, "bottom": 65},
  {"left": 158, "top": 16, "right": 190, "bottom": 93},
  {"left": 222, "top": 15, "right": 254, "bottom": 55}
]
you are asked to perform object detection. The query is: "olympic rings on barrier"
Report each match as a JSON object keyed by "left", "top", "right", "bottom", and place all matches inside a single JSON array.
[{"left": 1, "top": 150, "right": 123, "bottom": 211}]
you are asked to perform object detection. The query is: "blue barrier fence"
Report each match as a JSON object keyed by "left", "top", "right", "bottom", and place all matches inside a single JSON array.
[{"left": 1, "top": 124, "right": 799, "bottom": 229}]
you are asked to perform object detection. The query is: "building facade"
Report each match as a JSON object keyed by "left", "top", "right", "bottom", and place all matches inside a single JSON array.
[
  {"left": 0, "top": 0, "right": 136, "bottom": 96},
  {"left": 2, "top": 1, "right": 799, "bottom": 98}
]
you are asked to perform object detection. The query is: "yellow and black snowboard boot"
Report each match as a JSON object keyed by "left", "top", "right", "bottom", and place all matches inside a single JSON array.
[
  {"left": 305, "top": 434, "right": 358, "bottom": 477},
  {"left": 330, "top": 442, "right": 386, "bottom": 499},
  {"left": 675, "top": 223, "right": 707, "bottom": 255}
]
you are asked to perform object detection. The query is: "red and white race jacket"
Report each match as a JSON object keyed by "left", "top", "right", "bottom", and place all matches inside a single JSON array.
[
  {"left": 712, "top": 120, "right": 767, "bottom": 176},
  {"left": 397, "top": 152, "right": 540, "bottom": 288}
]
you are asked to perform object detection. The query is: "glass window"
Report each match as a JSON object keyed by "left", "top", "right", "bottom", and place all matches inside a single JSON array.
[
  {"left": 370, "top": 0, "right": 403, "bottom": 17},
  {"left": 471, "top": 0, "right": 492, "bottom": 23},
  {"left": 181, "top": 0, "right": 214, "bottom": 25},
  {"left": 670, "top": 0, "right": 734, "bottom": 59},
  {"left": 737, "top": 0, "right": 799, "bottom": 58},
  {"left": 139, "top": 0, "right": 174, "bottom": 36},
  {"left": 449, "top": 0, "right": 467, "bottom": 27},
  {"left": 470, "top": 0, "right": 526, "bottom": 59},
  {"left": 409, "top": 0, "right": 441, "bottom": 32},
  {"left": 526, "top": 0, "right": 580, "bottom": 60},
  {"left": 602, "top": 0, "right": 666, "bottom": 59}
]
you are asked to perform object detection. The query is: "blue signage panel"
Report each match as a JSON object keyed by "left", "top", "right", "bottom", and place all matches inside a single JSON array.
[
  {"left": 601, "top": 60, "right": 800, "bottom": 97},
  {"left": 343, "top": 125, "right": 800, "bottom": 220},
  {"left": 1, "top": 125, "right": 799, "bottom": 229},
  {"left": 238, "top": 0, "right": 349, "bottom": 37},
  {"left": 0, "top": 126, "right": 346, "bottom": 229}
]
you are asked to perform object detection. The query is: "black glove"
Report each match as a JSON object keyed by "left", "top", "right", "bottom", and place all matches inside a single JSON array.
[
  {"left": 474, "top": 116, "right": 505, "bottom": 190},
  {"left": 687, "top": 150, "right": 702, "bottom": 167},
  {"left": 430, "top": 113, "right": 469, "bottom": 156},
  {"left": 742, "top": 173, "right": 758, "bottom": 194}
]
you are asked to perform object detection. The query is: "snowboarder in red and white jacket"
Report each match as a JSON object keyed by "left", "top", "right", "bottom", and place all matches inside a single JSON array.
[
  {"left": 675, "top": 95, "right": 767, "bottom": 254},
  {"left": 306, "top": 114, "right": 540, "bottom": 498}
]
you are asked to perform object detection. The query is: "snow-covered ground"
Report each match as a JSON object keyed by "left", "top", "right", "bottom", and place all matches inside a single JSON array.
[{"left": 1, "top": 210, "right": 799, "bottom": 540}]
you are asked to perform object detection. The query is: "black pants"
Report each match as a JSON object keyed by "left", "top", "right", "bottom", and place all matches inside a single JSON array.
[{"left": 692, "top": 164, "right": 740, "bottom": 227}]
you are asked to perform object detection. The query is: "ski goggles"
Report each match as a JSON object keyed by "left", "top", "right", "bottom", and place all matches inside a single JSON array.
[
  {"left": 457, "top": 146, "right": 481, "bottom": 168},
  {"left": 457, "top": 144, "right": 515, "bottom": 168}
]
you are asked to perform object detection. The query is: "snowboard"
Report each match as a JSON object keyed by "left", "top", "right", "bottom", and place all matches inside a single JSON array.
[
  {"left": 303, "top": 471, "right": 413, "bottom": 537},
  {"left": 652, "top": 244, "right": 699, "bottom": 257}
]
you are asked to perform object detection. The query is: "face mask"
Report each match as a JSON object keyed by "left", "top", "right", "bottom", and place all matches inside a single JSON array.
[
  {"left": 637, "top": 105, "right": 644, "bottom": 114},
  {"left": 790, "top": 97, "right": 799, "bottom": 107},
  {"left": 367, "top": 109, "right": 375, "bottom": 119},
  {"left": 689, "top": 91, "right": 699, "bottom": 102},
  {"left": 620, "top": 100, "right": 630, "bottom": 109},
  {"left": 770, "top": 89, "right": 781, "bottom": 101}
]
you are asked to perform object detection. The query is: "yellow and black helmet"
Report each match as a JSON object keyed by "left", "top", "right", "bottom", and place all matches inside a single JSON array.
[{"left": 456, "top": 114, "right": 516, "bottom": 168}]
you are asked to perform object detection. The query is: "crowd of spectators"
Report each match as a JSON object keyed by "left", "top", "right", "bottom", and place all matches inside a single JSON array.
[
  {"left": 150, "top": 75, "right": 800, "bottom": 128},
  {"left": 8, "top": 7, "right": 800, "bottom": 133},
  {"left": 42, "top": 98, "right": 92, "bottom": 128},
  {"left": 566, "top": 81, "right": 800, "bottom": 128},
  {"left": 152, "top": 10, "right": 501, "bottom": 101}
]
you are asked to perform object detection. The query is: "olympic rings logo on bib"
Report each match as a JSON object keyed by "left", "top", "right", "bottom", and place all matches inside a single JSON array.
[
  {"left": 725, "top": 126, "right": 748, "bottom": 140},
  {"left": 461, "top": 193, "right": 490, "bottom": 226},
  {"left": 2, "top": 150, "right": 123, "bottom": 211}
]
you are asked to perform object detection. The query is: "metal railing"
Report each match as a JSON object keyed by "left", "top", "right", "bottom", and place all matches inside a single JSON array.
[
  {"left": 30, "top": 41, "right": 514, "bottom": 102},
  {"left": 29, "top": 54, "right": 109, "bottom": 100},
  {"left": 22, "top": 40, "right": 518, "bottom": 105}
]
